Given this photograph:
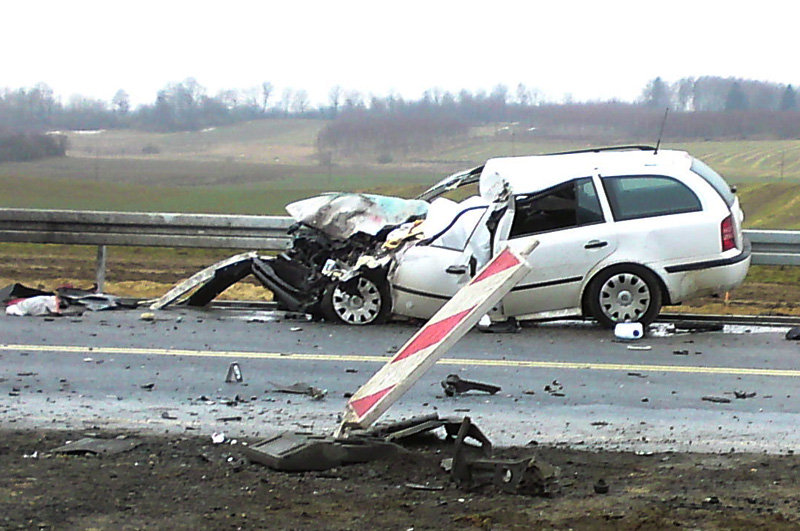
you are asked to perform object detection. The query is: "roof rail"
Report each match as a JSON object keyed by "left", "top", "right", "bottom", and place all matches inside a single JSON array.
[{"left": 542, "top": 145, "right": 656, "bottom": 156}]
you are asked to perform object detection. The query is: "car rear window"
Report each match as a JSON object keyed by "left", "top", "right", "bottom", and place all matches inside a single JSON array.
[
  {"left": 602, "top": 175, "right": 702, "bottom": 221},
  {"left": 690, "top": 158, "right": 735, "bottom": 207}
]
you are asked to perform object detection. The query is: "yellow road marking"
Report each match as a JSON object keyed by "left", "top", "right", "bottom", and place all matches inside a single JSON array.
[{"left": 3, "top": 343, "right": 800, "bottom": 378}]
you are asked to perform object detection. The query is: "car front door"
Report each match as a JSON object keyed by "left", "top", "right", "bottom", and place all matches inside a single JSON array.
[
  {"left": 389, "top": 202, "right": 492, "bottom": 319},
  {"left": 499, "top": 176, "right": 618, "bottom": 318}
]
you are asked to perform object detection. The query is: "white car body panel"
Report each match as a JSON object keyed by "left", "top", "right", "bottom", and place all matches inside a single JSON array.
[{"left": 392, "top": 148, "right": 750, "bottom": 323}]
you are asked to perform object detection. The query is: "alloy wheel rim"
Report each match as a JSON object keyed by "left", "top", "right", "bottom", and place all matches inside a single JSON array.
[
  {"left": 332, "top": 277, "right": 382, "bottom": 324},
  {"left": 599, "top": 272, "right": 650, "bottom": 323}
]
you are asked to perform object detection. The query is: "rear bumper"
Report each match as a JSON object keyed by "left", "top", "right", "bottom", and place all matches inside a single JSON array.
[{"left": 664, "top": 239, "right": 752, "bottom": 302}]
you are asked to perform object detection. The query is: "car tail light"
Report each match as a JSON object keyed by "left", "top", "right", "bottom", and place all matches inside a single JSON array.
[{"left": 721, "top": 215, "right": 736, "bottom": 252}]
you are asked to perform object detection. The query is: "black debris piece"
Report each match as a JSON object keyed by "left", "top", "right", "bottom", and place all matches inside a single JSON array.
[
  {"left": 268, "top": 381, "right": 327, "bottom": 400},
  {"left": 441, "top": 374, "right": 500, "bottom": 396},
  {"left": 702, "top": 396, "right": 732, "bottom": 404},
  {"left": 594, "top": 478, "right": 610, "bottom": 494},
  {"left": 786, "top": 327, "right": 800, "bottom": 341},
  {"left": 0, "top": 283, "right": 52, "bottom": 303}
]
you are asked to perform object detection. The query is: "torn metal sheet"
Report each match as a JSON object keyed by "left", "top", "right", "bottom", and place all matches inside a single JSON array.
[
  {"left": 286, "top": 193, "right": 428, "bottom": 240},
  {"left": 355, "top": 413, "right": 492, "bottom": 449},
  {"left": 51, "top": 437, "right": 141, "bottom": 456},
  {"left": 336, "top": 241, "right": 538, "bottom": 435},
  {"left": 0, "top": 283, "right": 52, "bottom": 303},
  {"left": 242, "top": 432, "right": 400, "bottom": 472},
  {"left": 268, "top": 381, "right": 327, "bottom": 400},
  {"left": 449, "top": 417, "right": 558, "bottom": 496},
  {"left": 150, "top": 251, "right": 257, "bottom": 310}
]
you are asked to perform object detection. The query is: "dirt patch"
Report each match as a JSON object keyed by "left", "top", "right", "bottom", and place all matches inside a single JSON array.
[{"left": 2, "top": 429, "right": 799, "bottom": 529}]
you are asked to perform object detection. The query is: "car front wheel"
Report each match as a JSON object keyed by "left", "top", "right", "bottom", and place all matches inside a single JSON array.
[
  {"left": 586, "top": 265, "right": 662, "bottom": 328},
  {"left": 321, "top": 271, "right": 391, "bottom": 325}
]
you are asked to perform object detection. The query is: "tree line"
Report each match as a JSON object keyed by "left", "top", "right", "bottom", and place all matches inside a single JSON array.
[{"left": 1, "top": 76, "right": 799, "bottom": 162}]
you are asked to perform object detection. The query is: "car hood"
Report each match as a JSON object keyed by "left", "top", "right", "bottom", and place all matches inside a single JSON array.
[{"left": 285, "top": 193, "right": 429, "bottom": 240}]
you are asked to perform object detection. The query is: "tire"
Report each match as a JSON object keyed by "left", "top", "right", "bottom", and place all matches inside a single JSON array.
[
  {"left": 586, "top": 265, "right": 662, "bottom": 329},
  {"left": 321, "top": 271, "right": 391, "bottom": 325}
]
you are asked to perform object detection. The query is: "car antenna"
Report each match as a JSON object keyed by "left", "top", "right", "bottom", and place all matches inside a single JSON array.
[{"left": 654, "top": 107, "right": 670, "bottom": 154}]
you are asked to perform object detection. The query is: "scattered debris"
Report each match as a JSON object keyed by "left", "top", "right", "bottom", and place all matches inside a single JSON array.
[
  {"left": 734, "top": 391, "right": 757, "bottom": 399},
  {"left": 56, "top": 287, "right": 138, "bottom": 311},
  {"left": 441, "top": 374, "right": 500, "bottom": 396},
  {"left": 139, "top": 312, "right": 156, "bottom": 321},
  {"left": 591, "top": 421, "right": 610, "bottom": 427},
  {"left": 242, "top": 432, "right": 401, "bottom": 472},
  {"left": 216, "top": 416, "right": 243, "bottom": 422},
  {"left": 6, "top": 295, "right": 60, "bottom": 316},
  {"left": 544, "top": 380, "right": 565, "bottom": 397},
  {"left": 140, "top": 382, "right": 155, "bottom": 390},
  {"left": 627, "top": 372, "right": 647, "bottom": 378},
  {"left": 268, "top": 381, "right": 327, "bottom": 400},
  {"left": 614, "top": 322, "right": 643, "bottom": 340},
  {"left": 673, "top": 349, "right": 690, "bottom": 356},
  {"left": 211, "top": 432, "right": 226, "bottom": 444},
  {"left": 225, "top": 362, "right": 243, "bottom": 383},
  {"left": 150, "top": 252, "right": 259, "bottom": 310},
  {"left": 405, "top": 483, "right": 444, "bottom": 491},
  {"left": 627, "top": 345, "right": 652, "bottom": 351},
  {"left": 449, "top": 417, "right": 558, "bottom": 496},
  {"left": 787, "top": 327, "right": 800, "bottom": 341},
  {"left": 674, "top": 321, "right": 725, "bottom": 333},
  {"left": 160, "top": 411, "right": 177, "bottom": 420},
  {"left": 0, "top": 283, "right": 52, "bottom": 302},
  {"left": 51, "top": 436, "right": 141, "bottom": 456},
  {"left": 702, "top": 396, "right": 732, "bottom": 404},
  {"left": 593, "top": 478, "right": 610, "bottom": 494},
  {"left": 477, "top": 315, "right": 520, "bottom": 333}
]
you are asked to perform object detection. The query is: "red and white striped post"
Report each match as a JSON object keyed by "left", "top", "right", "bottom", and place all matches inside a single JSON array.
[{"left": 335, "top": 240, "right": 538, "bottom": 436}]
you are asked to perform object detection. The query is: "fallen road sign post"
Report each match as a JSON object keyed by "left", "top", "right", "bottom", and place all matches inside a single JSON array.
[{"left": 335, "top": 240, "right": 539, "bottom": 436}]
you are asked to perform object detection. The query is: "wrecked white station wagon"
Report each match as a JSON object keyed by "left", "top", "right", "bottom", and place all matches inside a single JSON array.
[{"left": 257, "top": 146, "right": 751, "bottom": 327}]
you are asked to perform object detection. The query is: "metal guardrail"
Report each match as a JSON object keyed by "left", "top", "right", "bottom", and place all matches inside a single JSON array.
[
  {"left": 745, "top": 229, "right": 800, "bottom": 266},
  {"left": 0, "top": 208, "right": 294, "bottom": 250},
  {"left": 0, "top": 208, "right": 798, "bottom": 289}
]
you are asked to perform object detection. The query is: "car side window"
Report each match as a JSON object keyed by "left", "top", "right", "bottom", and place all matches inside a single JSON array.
[
  {"left": 509, "top": 177, "right": 604, "bottom": 238},
  {"left": 602, "top": 175, "right": 701, "bottom": 221}
]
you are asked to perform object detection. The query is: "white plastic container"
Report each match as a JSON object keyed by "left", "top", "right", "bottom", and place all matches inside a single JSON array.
[{"left": 614, "top": 322, "right": 644, "bottom": 340}]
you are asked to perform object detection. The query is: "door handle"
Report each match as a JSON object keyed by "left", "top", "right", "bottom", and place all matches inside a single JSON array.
[
  {"left": 584, "top": 240, "right": 608, "bottom": 249},
  {"left": 446, "top": 265, "right": 468, "bottom": 275}
]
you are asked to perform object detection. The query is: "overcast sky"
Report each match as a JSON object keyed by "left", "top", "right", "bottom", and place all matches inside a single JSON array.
[{"left": 2, "top": 0, "right": 795, "bottom": 107}]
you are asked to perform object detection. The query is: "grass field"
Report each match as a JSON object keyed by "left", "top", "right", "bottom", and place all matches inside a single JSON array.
[{"left": 2, "top": 120, "right": 800, "bottom": 227}]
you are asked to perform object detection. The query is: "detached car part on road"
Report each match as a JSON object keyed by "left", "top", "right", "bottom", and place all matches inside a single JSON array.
[{"left": 256, "top": 146, "right": 750, "bottom": 328}]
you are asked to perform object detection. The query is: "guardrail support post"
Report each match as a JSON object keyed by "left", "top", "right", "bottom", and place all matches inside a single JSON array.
[{"left": 95, "top": 245, "right": 107, "bottom": 293}]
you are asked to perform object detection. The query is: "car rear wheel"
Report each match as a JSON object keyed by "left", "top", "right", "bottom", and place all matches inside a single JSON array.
[
  {"left": 587, "top": 265, "right": 662, "bottom": 328},
  {"left": 321, "top": 271, "right": 391, "bottom": 325}
]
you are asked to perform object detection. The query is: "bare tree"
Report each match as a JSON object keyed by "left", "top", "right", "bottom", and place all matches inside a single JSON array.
[
  {"left": 261, "top": 82, "right": 274, "bottom": 113},
  {"left": 112, "top": 89, "right": 130, "bottom": 114},
  {"left": 292, "top": 90, "right": 310, "bottom": 113},
  {"left": 328, "top": 85, "right": 342, "bottom": 116}
]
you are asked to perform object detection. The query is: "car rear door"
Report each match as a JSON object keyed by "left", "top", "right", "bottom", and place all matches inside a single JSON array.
[{"left": 499, "top": 176, "right": 618, "bottom": 318}]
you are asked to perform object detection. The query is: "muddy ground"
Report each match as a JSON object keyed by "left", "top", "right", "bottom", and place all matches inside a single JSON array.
[{"left": 3, "top": 429, "right": 800, "bottom": 530}]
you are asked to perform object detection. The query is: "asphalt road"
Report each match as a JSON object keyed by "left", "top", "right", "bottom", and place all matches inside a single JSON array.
[{"left": 2, "top": 307, "right": 799, "bottom": 453}]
